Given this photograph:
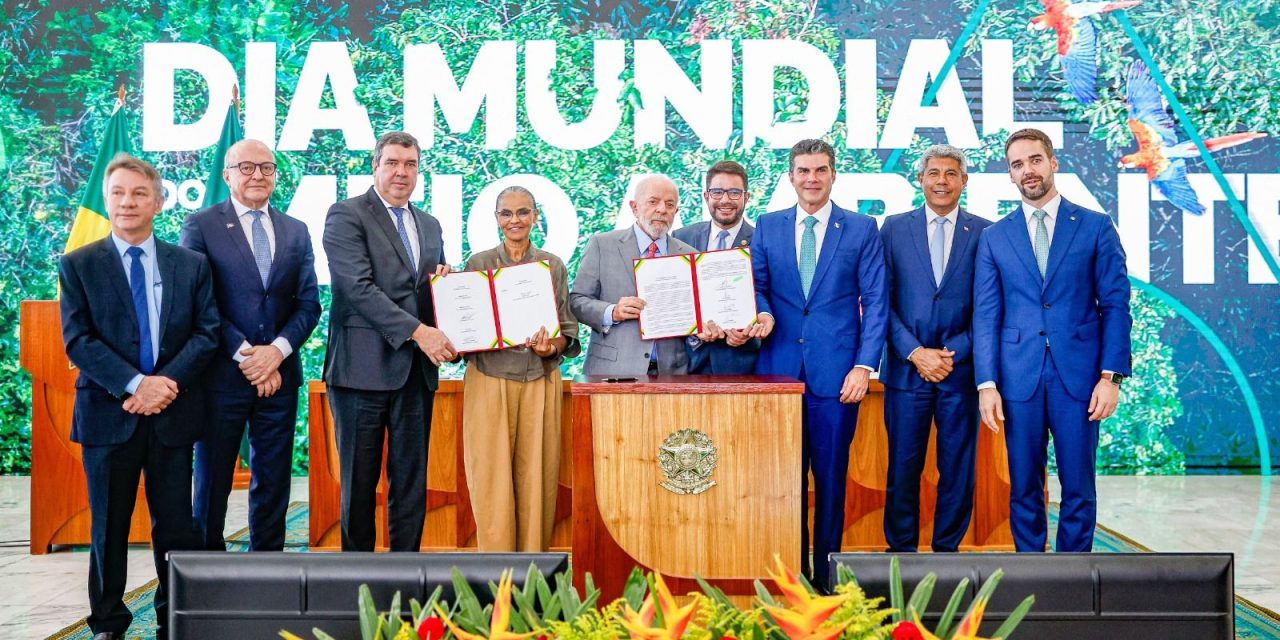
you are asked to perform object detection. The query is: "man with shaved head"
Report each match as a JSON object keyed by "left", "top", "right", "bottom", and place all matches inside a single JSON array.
[
  {"left": 571, "top": 173, "right": 695, "bottom": 375},
  {"left": 180, "top": 138, "right": 321, "bottom": 552}
]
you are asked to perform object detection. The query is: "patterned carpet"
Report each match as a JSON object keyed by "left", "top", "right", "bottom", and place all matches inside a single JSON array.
[{"left": 47, "top": 502, "right": 1280, "bottom": 639}]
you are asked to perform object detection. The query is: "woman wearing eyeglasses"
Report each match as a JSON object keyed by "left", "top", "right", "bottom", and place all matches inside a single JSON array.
[{"left": 460, "top": 186, "right": 579, "bottom": 551}]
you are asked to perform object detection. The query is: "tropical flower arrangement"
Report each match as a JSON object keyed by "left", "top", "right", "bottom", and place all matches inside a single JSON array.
[{"left": 280, "top": 556, "right": 1034, "bottom": 640}]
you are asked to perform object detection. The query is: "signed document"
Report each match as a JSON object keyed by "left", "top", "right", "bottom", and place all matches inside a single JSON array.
[
  {"left": 632, "top": 248, "right": 757, "bottom": 340},
  {"left": 634, "top": 254, "right": 699, "bottom": 339},
  {"left": 492, "top": 261, "right": 560, "bottom": 346},
  {"left": 431, "top": 271, "right": 499, "bottom": 352},
  {"left": 431, "top": 261, "right": 560, "bottom": 353},
  {"left": 693, "top": 248, "right": 757, "bottom": 330}
]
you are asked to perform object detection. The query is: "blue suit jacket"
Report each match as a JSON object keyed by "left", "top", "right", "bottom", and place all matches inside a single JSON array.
[
  {"left": 180, "top": 200, "right": 321, "bottom": 392},
  {"left": 879, "top": 207, "right": 991, "bottom": 393},
  {"left": 752, "top": 203, "right": 888, "bottom": 397},
  {"left": 673, "top": 220, "right": 760, "bottom": 374},
  {"left": 973, "top": 198, "right": 1132, "bottom": 403},
  {"left": 59, "top": 237, "right": 220, "bottom": 446}
]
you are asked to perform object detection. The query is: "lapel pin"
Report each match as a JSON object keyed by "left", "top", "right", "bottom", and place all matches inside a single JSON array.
[
  {"left": 226, "top": 223, "right": 235, "bottom": 229},
  {"left": 1070, "top": 215, "right": 1077, "bottom": 221},
  {"left": 739, "top": 239, "right": 748, "bottom": 246},
  {"left": 834, "top": 222, "right": 841, "bottom": 229},
  {"left": 963, "top": 225, "right": 970, "bottom": 232}
]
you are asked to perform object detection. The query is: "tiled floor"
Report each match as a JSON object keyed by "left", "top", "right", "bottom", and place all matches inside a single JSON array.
[{"left": 0, "top": 475, "right": 1275, "bottom": 638}]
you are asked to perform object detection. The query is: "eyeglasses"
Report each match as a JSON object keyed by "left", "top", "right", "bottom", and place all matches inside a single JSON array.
[
  {"left": 706, "top": 188, "right": 745, "bottom": 200},
  {"left": 497, "top": 209, "right": 534, "bottom": 221},
  {"left": 226, "top": 161, "right": 278, "bottom": 176}
]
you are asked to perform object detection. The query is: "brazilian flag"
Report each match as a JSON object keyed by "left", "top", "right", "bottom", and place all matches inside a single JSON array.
[
  {"left": 200, "top": 92, "right": 243, "bottom": 208},
  {"left": 64, "top": 94, "right": 130, "bottom": 253}
]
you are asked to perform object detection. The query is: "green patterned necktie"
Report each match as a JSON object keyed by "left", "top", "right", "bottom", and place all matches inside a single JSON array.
[
  {"left": 799, "top": 215, "right": 819, "bottom": 297},
  {"left": 1032, "top": 209, "right": 1050, "bottom": 277}
]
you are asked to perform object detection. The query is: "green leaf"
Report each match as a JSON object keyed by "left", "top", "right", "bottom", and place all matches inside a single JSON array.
[
  {"left": 907, "top": 573, "right": 937, "bottom": 623},
  {"left": 622, "top": 568, "right": 648, "bottom": 610},
  {"left": 310, "top": 628, "right": 340, "bottom": 640},
  {"left": 932, "top": 577, "right": 971, "bottom": 640},
  {"left": 890, "top": 556, "right": 905, "bottom": 623},
  {"left": 695, "top": 573, "right": 738, "bottom": 610},
  {"left": 358, "top": 585, "right": 379, "bottom": 640},
  {"left": 991, "top": 595, "right": 1036, "bottom": 639}
]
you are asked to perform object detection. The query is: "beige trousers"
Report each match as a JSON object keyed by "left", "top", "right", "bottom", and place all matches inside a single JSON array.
[{"left": 461, "top": 366, "right": 561, "bottom": 551}]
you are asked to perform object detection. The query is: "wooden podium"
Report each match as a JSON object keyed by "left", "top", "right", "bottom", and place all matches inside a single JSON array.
[{"left": 570, "top": 375, "right": 805, "bottom": 599}]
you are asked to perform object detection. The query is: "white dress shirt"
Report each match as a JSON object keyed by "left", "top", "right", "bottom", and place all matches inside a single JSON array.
[
  {"left": 925, "top": 204, "right": 958, "bottom": 275},
  {"left": 794, "top": 200, "right": 833, "bottom": 266},
  {"left": 229, "top": 198, "right": 293, "bottom": 363},
  {"left": 377, "top": 190, "right": 420, "bottom": 268},
  {"left": 708, "top": 218, "right": 745, "bottom": 251}
]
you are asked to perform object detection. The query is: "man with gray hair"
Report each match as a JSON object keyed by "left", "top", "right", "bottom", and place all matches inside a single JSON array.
[
  {"left": 878, "top": 143, "right": 991, "bottom": 552},
  {"left": 571, "top": 174, "right": 695, "bottom": 375}
]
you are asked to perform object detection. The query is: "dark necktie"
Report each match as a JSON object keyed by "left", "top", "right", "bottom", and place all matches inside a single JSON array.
[{"left": 126, "top": 246, "right": 154, "bottom": 374}]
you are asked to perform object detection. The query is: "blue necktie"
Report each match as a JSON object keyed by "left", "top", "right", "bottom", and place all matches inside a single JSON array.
[
  {"left": 249, "top": 210, "right": 272, "bottom": 288},
  {"left": 126, "top": 246, "right": 154, "bottom": 375},
  {"left": 931, "top": 217, "right": 949, "bottom": 286},
  {"left": 799, "top": 216, "right": 819, "bottom": 298},
  {"left": 1032, "top": 209, "right": 1050, "bottom": 277},
  {"left": 716, "top": 229, "right": 730, "bottom": 250},
  {"left": 391, "top": 207, "right": 417, "bottom": 272}
]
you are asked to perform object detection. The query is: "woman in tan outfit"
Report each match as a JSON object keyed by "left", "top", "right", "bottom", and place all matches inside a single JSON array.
[{"left": 462, "top": 186, "right": 580, "bottom": 551}]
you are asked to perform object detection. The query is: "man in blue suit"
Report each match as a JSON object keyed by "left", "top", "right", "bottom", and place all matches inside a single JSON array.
[
  {"left": 673, "top": 160, "right": 759, "bottom": 374},
  {"left": 181, "top": 139, "right": 321, "bottom": 552},
  {"left": 60, "top": 154, "right": 219, "bottom": 639},
  {"left": 974, "top": 128, "right": 1132, "bottom": 552},
  {"left": 749, "top": 139, "right": 888, "bottom": 587},
  {"left": 879, "top": 144, "right": 991, "bottom": 552}
]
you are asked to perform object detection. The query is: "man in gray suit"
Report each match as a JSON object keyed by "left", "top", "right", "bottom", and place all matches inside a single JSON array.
[
  {"left": 672, "top": 160, "right": 759, "bottom": 374},
  {"left": 571, "top": 174, "right": 695, "bottom": 376},
  {"left": 323, "top": 131, "right": 453, "bottom": 551}
]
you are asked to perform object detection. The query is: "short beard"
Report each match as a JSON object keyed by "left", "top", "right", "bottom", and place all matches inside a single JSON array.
[{"left": 1018, "top": 177, "right": 1052, "bottom": 202}]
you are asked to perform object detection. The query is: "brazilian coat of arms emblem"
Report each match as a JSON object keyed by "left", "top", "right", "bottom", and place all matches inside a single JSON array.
[{"left": 657, "top": 428, "right": 718, "bottom": 495}]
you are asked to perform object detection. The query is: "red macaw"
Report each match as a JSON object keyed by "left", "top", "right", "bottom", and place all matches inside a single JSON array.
[
  {"left": 1031, "top": 0, "right": 1142, "bottom": 104},
  {"left": 1120, "top": 60, "right": 1267, "bottom": 215}
]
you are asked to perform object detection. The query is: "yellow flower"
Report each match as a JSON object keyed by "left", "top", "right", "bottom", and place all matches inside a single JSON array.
[
  {"left": 617, "top": 572, "right": 699, "bottom": 639},
  {"left": 759, "top": 555, "right": 850, "bottom": 640},
  {"left": 434, "top": 570, "right": 539, "bottom": 640}
]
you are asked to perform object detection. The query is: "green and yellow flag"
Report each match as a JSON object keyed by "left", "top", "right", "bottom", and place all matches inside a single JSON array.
[
  {"left": 200, "top": 87, "right": 243, "bottom": 208},
  {"left": 64, "top": 89, "right": 131, "bottom": 253}
]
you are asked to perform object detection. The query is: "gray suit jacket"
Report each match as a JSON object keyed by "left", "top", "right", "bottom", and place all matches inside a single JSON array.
[
  {"left": 570, "top": 227, "right": 695, "bottom": 376},
  {"left": 323, "top": 187, "right": 445, "bottom": 391}
]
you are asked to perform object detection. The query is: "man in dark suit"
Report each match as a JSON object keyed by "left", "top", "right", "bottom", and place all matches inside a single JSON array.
[
  {"left": 975, "top": 128, "right": 1132, "bottom": 552},
  {"left": 181, "top": 139, "right": 320, "bottom": 552},
  {"left": 673, "top": 160, "right": 760, "bottom": 374},
  {"left": 749, "top": 139, "right": 888, "bottom": 588},
  {"left": 59, "top": 153, "right": 219, "bottom": 639},
  {"left": 879, "top": 144, "right": 991, "bottom": 553},
  {"left": 323, "top": 131, "right": 454, "bottom": 552}
]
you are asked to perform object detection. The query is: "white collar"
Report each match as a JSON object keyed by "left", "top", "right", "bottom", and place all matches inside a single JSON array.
[
  {"left": 796, "top": 200, "right": 833, "bottom": 227},
  {"left": 1021, "top": 194, "right": 1062, "bottom": 221}
]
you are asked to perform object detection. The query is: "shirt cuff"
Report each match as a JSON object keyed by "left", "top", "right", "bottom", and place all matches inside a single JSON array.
[
  {"left": 977, "top": 381, "right": 997, "bottom": 391},
  {"left": 854, "top": 365, "right": 874, "bottom": 372},
  {"left": 602, "top": 305, "right": 616, "bottom": 329},
  {"left": 1101, "top": 370, "right": 1116, "bottom": 377},
  {"left": 231, "top": 340, "right": 252, "bottom": 363},
  {"left": 906, "top": 346, "right": 923, "bottom": 363},
  {"left": 271, "top": 337, "right": 293, "bottom": 360},
  {"left": 125, "top": 374, "right": 144, "bottom": 396}
]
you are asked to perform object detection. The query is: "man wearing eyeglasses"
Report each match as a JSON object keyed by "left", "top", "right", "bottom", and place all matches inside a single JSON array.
[
  {"left": 672, "top": 160, "right": 759, "bottom": 374},
  {"left": 180, "top": 138, "right": 321, "bottom": 552}
]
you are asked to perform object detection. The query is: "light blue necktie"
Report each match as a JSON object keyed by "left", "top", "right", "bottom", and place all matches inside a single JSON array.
[
  {"left": 931, "top": 216, "right": 949, "bottom": 286},
  {"left": 799, "top": 216, "right": 818, "bottom": 297},
  {"left": 1032, "top": 209, "right": 1050, "bottom": 277},
  {"left": 716, "top": 229, "right": 730, "bottom": 251},
  {"left": 126, "top": 246, "right": 154, "bottom": 375},
  {"left": 249, "top": 210, "right": 272, "bottom": 288},
  {"left": 390, "top": 207, "right": 417, "bottom": 272}
]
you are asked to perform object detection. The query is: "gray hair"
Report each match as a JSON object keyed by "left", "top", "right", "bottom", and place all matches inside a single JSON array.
[
  {"left": 495, "top": 185, "right": 539, "bottom": 212},
  {"left": 788, "top": 138, "right": 836, "bottom": 171},
  {"left": 373, "top": 131, "right": 421, "bottom": 164},
  {"left": 916, "top": 144, "right": 970, "bottom": 176}
]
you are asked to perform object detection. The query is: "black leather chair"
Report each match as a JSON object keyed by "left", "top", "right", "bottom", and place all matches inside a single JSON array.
[
  {"left": 168, "top": 551, "right": 569, "bottom": 639},
  {"left": 829, "top": 552, "right": 1234, "bottom": 639}
]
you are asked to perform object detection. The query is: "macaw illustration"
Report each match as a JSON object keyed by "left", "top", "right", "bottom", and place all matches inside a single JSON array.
[
  {"left": 1120, "top": 60, "right": 1267, "bottom": 215},
  {"left": 1031, "top": 0, "right": 1142, "bottom": 104}
]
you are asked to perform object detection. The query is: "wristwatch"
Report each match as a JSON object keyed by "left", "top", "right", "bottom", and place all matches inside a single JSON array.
[{"left": 1101, "top": 372, "right": 1125, "bottom": 385}]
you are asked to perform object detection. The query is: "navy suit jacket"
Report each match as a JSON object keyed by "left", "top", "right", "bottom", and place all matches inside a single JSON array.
[
  {"left": 973, "top": 198, "right": 1132, "bottom": 403},
  {"left": 751, "top": 203, "right": 888, "bottom": 397},
  {"left": 59, "top": 236, "right": 220, "bottom": 447},
  {"left": 180, "top": 200, "right": 321, "bottom": 392},
  {"left": 673, "top": 220, "right": 760, "bottom": 374},
  {"left": 879, "top": 207, "right": 991, "bottom": 393}
]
